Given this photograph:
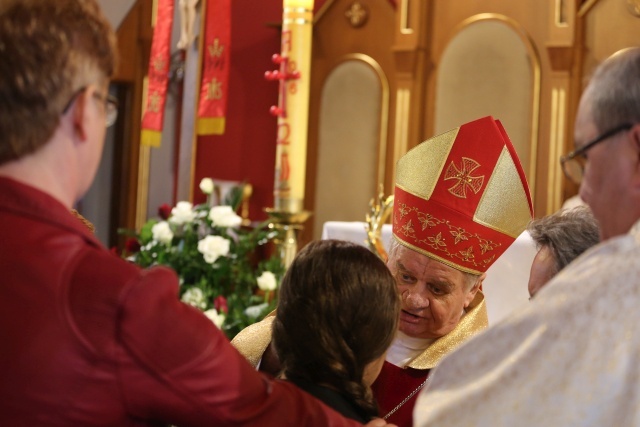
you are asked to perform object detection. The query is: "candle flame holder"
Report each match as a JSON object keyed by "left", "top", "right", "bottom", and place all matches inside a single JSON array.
[{"left": 265, "top": 208, "right": 312, "bottom": 268}]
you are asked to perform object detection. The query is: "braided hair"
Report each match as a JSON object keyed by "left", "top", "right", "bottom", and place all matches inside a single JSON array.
[{"left": 273, "top": 240, "right": 399, "bottom": 419}]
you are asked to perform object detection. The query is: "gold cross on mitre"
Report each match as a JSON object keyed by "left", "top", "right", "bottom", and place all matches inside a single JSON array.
[{"left": 444, "top": 157, "right": 485, "bottom": 198}]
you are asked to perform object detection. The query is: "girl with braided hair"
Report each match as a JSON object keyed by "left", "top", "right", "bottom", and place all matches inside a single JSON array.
[{"left": 273, "top": 239, "right": 400, "bottom": 423}]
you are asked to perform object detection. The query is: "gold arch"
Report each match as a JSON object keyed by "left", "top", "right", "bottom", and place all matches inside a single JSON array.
[
  {"left": 326, "top": 53, "right": 390, "bottom": 188},
  {"left": 439, "top": 13, "right": 541, "bottom": 202}
]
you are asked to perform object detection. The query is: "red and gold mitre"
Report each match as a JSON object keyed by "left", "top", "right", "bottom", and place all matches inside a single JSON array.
[{"left": 393, "top": 116, "right": 533, "bottom": 274}]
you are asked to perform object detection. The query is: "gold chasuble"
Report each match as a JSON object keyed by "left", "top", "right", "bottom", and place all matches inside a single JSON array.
[{"left": 231, "top": 313, "right": 276, "bottom": 369}]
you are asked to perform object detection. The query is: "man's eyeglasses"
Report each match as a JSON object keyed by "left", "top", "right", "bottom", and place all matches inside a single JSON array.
[
  {"left": 560, "top": 123, "right": 633, "bottom": 184},
  {"left": 62, "top": 87, "right": 118, "bottom": 128}
]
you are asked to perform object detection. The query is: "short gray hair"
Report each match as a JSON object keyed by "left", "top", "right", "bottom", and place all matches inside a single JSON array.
[
  {"left": 387, "top": 236, "right": 480, "bottom": 290},
  {"left": 527, "top": 206, "right": 600, "bottom": 273},
  {"left": 584, "top": 47, "right": 640, "bottom": 133}
]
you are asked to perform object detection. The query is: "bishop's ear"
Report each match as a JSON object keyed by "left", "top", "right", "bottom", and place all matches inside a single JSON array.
[{"left": 464, "top": 272, "right": 485, "bottom": 308}]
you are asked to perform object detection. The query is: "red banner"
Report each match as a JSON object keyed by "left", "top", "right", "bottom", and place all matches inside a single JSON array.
[
  {"left": 141, "top": 0, "right": 174, "bottom": 147},
  {"left": 196, "top": 0, "right": 231, "bottom": 136}
]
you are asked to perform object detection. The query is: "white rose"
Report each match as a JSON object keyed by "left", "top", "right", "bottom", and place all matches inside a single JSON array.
[
  {"left": 209, "top": 205, "right": 242, "bottom": 228},
  {"left": 181, "top": 287, "right": 206, "bottom": 310},
  {"left": 199, "top": 178, "right": 214, "bottom": 195},
  {"left": 257, "top": 271, "right": 277, "bottom": 291},
  {"left": 151, "top": 221, "right": 173, "bottom": 245},
  {"left": 244, "top": 302, "right": 268, "bottom": 319},
  {"left": 170, "top": 201, "right": 196, "bottom": 225},
  {"left": 204, "top": 308, "right": 226, "bottom": 328},
  {"left": 143, "top": 240, "right": 158, "bottom": 250},
  {"left": 197, "top": 235, "right": 230, "bottom": 264}
]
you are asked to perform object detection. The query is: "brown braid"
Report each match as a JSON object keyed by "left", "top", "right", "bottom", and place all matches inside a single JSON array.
[{"left": 273, "top": 240, "right": 399, "bottom": 419}]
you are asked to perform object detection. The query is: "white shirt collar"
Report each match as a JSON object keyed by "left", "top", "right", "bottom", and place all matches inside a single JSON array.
[{"left": 386, "top": 330, "right": 435, "bottom": 367}]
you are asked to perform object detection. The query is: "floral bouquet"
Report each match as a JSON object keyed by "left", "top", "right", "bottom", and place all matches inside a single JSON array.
[{"left": 122, "top": 178, "right": 284, "bottom": 339}]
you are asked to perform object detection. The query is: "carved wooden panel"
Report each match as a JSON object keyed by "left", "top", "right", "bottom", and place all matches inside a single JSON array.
[{"left": 305, "top": 0, "right": 396, "bottom": 240}]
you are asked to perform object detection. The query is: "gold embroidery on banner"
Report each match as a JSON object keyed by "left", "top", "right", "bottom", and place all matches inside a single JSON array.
[
  {"left": 208, "top": 38, "right": 224, "bottom": 57},
  {"left": 148, "top": 91, "right": 162, "bottom": 113},
  {"left": 206, "top": 78, "right": 223, "bottom": 100},
  {"left": 152, "top": 57, "right": 166, "bottom": 73},
  {"left": 444, "top": 157, "right": 485, "bottom": 199}
]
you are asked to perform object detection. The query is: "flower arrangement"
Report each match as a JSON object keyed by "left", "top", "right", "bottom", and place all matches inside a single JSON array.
[{"left": 122, "top": 178, "right": 284, "bottom": 339}]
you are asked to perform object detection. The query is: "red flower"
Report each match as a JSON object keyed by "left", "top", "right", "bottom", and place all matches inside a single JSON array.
[
  {"left": 214, "top": 295, "right": 228, "bottom": 314},
  {"left": 125, "top": 237, "right": 141, "bottom": 254},
  {"left": 158, "top": 203, "right": 172, "bottom": 220}
]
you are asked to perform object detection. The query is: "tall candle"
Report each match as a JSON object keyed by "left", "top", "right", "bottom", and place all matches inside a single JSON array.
[{"left": 273, "top": 0, "right": 314, "bottom": 212}]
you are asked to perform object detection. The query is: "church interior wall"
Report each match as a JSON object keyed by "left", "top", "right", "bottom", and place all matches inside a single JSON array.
[{"left": 89, "top": 0, "right": 640, "bottom": 249}]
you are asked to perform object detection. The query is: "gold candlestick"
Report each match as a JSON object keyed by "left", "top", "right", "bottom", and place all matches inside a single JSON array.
[{"left": 266, "top": 209, "right": 312, "bottom": 268}]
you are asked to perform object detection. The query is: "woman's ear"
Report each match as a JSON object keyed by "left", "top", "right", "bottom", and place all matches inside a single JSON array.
[
  {"left": 71, "top": 89, "right": 90, "bottom": 142},
  {"left": 632, "top": 123, "right": 640, "bottom": 154}
]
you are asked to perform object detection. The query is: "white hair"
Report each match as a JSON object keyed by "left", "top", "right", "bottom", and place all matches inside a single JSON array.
[{"left": 387, "top": 236, "right": 480, "bottom": 290}]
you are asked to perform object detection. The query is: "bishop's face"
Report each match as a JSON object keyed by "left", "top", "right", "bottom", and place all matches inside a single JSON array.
[{"left": 387, "top": 244, "right": 481, "bottom": 339}]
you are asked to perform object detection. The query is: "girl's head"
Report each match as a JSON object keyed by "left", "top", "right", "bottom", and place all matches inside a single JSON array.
[{"left": 273, "top": 239, "right": 399, "bottom": 417}]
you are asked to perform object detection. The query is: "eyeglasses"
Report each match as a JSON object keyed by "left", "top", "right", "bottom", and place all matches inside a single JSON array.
[
  {"left": 560, "top": 123, "right": 633, "bottom": 184},
  {"left": 62, "top": 86, "right": 118, "bottom": 128}
]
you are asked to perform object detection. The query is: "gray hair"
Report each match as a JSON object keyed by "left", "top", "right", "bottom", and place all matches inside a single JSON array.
[
  {"left": 527, "top": 206, "right": 600, "bottom": 273},
  {"left": 387, "top": 236, "right": 480, "bottom": 290},
  {"left": 584, "top": 47, "right": 640, "bottom": 132}
]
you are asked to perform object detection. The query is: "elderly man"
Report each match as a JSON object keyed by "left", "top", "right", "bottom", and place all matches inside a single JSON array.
[
  {"left": 0, "top": 2, "right": 394, "bottom": 426},
  {"left": 526, "top": 206, "right": 599, "bottom": 298},
  {"left": 233, "top": 116, "right": 534, "bottom": 427},
  {"left": 414, "top": 47, "right": 640, "bottom": 426}
]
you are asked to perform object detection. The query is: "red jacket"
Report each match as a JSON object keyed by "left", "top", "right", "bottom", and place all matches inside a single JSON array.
[{"left": 0, "top": 177, "right": 361, "bottom": 427}]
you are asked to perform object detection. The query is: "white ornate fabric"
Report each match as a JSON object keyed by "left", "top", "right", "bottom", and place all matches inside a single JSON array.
[{"left": 413, "top": 219, "right": 640, "bottom": 426}]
